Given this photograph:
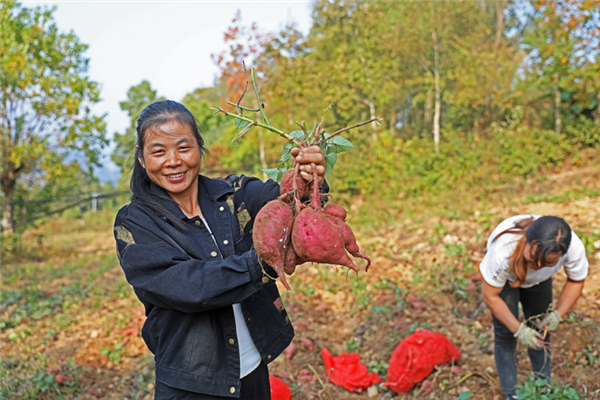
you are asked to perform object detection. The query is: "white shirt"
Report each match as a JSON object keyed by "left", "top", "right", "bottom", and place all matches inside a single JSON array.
[{"left": 480, "top": 215, "right": 588, "bottom": 288}]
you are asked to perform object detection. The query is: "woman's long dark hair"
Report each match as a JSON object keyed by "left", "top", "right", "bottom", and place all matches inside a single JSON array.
[
  {"left": 131, "top": 100, "right": 206, "bottom": 230},
  {"left": 494, "top": 216, "right": 571, "bottom": 287}
]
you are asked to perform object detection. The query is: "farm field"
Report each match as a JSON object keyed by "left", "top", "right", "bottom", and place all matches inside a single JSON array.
[{"left": 1, "top": 165, "right": 600, "bottom": 400}]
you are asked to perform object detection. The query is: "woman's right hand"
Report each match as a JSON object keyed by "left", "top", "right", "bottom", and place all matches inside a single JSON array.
[
  {"left": 291, "top": 146, "right": 326, "bottom": 186},
  {"left": 514, "top": 323, "right": 545, "bottom": 350}
]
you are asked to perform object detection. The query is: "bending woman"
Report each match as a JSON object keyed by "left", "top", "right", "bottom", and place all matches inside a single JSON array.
[
  {"left": 479, "top": 215, "right": 588, "bottom": 400},
  {"left": 113, "top": 100, "right": 326, "bottom": 399}
]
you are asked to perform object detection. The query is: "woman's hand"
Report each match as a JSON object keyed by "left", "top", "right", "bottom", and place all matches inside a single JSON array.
[
  {"left": 535, "top": 310, "right": 562, "bottom": 332},
  {"left": 291, "top": 146, "right": 326, "bottom": 186},
  {"left": 514, "top": 323, "right": 545, "bottom": 350},
  {"left": 481, "top": 281, "right": 521, "bottom": 333}
]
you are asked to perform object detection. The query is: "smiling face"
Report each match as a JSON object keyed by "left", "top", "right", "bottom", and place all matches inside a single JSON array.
[
  {"left": 523, "top": 242, "right": 562, "bottom": 270},
  {"left": 137, "top": 120, "right": 201, "bottom": 202}
]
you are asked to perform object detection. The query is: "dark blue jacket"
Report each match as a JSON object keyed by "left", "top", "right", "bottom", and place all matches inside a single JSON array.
[{"left": 113, "top": 174, "right": 293, "bottom": 397}]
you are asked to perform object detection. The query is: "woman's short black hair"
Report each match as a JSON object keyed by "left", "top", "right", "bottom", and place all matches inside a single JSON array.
[
  {"left": 130, "top": 100, "right": 206, "bottom": 229},
  {"left": 525, "top": 216, "right": 572, "bottom": 267}
]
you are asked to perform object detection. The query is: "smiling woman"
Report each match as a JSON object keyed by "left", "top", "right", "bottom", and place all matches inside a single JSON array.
[
  {"left": 137, "top": 121, "right": 203, "bottom": 218},
  {"left": 113, "top": 100, "right": 327, "bottom": 399},
  {"left": 479, "top": 215, "right": 589, "bottom": 400}
]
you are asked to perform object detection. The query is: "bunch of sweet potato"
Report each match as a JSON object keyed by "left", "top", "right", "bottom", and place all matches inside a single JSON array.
[{"left": 253, "top": 157, "right": 371, "bottom": 291}]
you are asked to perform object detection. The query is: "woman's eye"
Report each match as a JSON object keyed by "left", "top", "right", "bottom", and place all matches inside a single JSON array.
[{"left": 179, "top": 146, "right": 189, "bottom": 151}]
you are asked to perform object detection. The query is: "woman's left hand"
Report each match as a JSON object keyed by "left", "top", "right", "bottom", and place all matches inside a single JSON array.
[
  {"left": 291, "top": 146, "right": 326, "bottom": 186},
  {"left": 535, "top": 310, "right": 562, "bottom": 332}
]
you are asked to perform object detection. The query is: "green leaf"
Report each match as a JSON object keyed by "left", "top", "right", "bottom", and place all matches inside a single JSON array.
[
  {"left": 319, "top": 133, "right": 354, "bottom": 154},
  {"left": 280, "top": 142, "right": 293, "bottom": 162},
  {"left": 235, "top": 117, "right": 250, "bottom": 129},
  {"left": 324, "top": 152, "right": 337, "bottom": 177},
  {"left": 262, "top": 168, "right": 281, "bottom": 181},
  {"left": 329, "top": 135, "right": 355, "bottom": 153},
  {"left": 289, "top": 130, "right": 306, "bottom": 140},
  {"left": 459, "top": 391, "right": 472, "bottom": 400}
]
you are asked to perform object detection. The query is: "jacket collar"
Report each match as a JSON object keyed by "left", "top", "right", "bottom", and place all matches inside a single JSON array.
[{"left": 148, "top": 174, "right": 235, "bottom": 220}]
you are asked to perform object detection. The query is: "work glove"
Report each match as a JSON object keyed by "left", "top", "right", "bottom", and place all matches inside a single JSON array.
[
  {"left": 514, "top": 323, "right": 544, "bottom": 350},
  {"left": 536, "top": 310, "right": 562, "bottom": 332}
]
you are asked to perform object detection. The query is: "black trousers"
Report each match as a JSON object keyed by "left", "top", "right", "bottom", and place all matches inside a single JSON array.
[
  {"left": 492, "top": 278, "right": 553, "bottom": 397},
  {"left": 154, "top": 361, "right": 271, "bottom": 400}
]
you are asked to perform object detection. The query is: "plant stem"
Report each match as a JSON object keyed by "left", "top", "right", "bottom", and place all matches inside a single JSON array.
[
  {"left": 213, "top": 107, "right": 291, "bottom": 140},
  {"left": 226, "top": 101, "right": 260, "bottom": 112},
  {"left": 321, "top": 117, "right": 383, "bottom": 143},
  {"left": 305, "top": 363, "right": 326, "bottom": 389},
  {"left": 251, "top": 68, "right": 272, "bottom": 127}
]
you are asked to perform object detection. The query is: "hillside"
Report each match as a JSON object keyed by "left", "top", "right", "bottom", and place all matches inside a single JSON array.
[{"left": 1, "top": 162, "right": 599, "bottom": 400}]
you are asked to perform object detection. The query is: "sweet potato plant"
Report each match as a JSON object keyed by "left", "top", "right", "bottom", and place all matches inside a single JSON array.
[{"left": 213, "top": 66, "right": 378, "bottom": 290}]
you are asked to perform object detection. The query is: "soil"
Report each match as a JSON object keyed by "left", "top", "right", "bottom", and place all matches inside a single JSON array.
[{"left": 2, "top": 177, "right": 600, "bottom": 400}]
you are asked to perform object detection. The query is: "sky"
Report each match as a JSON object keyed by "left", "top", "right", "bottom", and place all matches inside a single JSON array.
[{"left": 21, "top": 1, "right": 314, "bottom": 183}]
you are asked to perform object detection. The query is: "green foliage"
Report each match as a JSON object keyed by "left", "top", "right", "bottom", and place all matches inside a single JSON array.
[
  {"left": 31, "top": 368, "right": 59, "bottom": 394},
  {"left": 1, "top": 358, "right": 83, "bottom": 399},
  {"left": 62, "top": 207, "right": 82, "bottom": 219},
  {"left": 345, "top": 339, "right": 362, "bottom": 353},
  {"left": 99, "top": 342, "right": 126, "bottom": 365},
  {"left": 409, "top": 321, "right": 432, "bottom": 334},
  {"left": 491, "top": 107, "right": 573, "bottom": 175},
  {"left": 452, "top": 391, "right": 472, "bottom": 400},
  {"left": 565, "top": 116, "right": 600, "bottom": 148},
  {"left": 215, "top": 67, "right": 358, "bottom": 181},
  {"left": 111, "top": 80, "right": 166, "bottom": 181},
  {"left": 1, "top": 0, "right": 107, "bottom": 234},
  {"left": 516, "top": 376, "right": 583, "bottom": 400}
]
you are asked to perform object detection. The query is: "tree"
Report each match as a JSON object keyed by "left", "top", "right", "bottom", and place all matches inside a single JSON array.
[
  {"left": 111, "top": 80, "right": 164, "bottom": 183},
  {"left": 0, "top": 1, "right": 107, "bottom": 234},
  {"left": 520, "top": 0, "right": 599, "bottom": 134},
  {"left": 398, "top": 1, "right": 484, "bottom": 152},
  {"left": 211, "top": 11, "right": 271, "bottom": 173},
  {"left": 308, "top": 0, "right": 394, "bottom": 141}
]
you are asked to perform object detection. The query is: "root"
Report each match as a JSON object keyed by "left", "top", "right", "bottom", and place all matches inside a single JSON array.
[
  {"left": 310, "top": 163, "right": 320, "bottom": 210},
  {"left": 256, "top": 256, "right": 278, "bottom": 282}
]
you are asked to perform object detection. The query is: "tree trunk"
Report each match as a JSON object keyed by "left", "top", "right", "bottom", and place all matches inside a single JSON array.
[
  {"left": 1, "top": 176, "right": 15, "bottom": 235},
  {"left": 353, "top": 96, "right": 378, "bottom": 141},
  {"left": 554, "top": 73, "right": 562, "bottom": 136},
  {"left": 425, "top": 89, "right": 433, "bottom": 137},
  {"left": 368, "top": 98, "right": 378, "bottom": 142},
  {"left": 432, "top": 30, "right": 441, "bottom": 153},
  {"left": 494, "top": 0, "right": 507, "bottom": 47}
]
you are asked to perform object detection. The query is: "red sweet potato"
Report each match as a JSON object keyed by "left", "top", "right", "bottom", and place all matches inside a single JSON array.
[
  {"left": 291, "top": 207, "right": 359, "bottom": 272},
  {"left": 252, "top": 199, "right": 295, "bottom": 291},
  {"left": 280, "top": 165, "right": 310, "bottom": 200},
  {"left": 323, "top": 203, "right": 347, "bottom": 221},
  {"left": 290, "top": 165, "right": 370, "bottom": 273},
  {"left": 323, "top": 213, "right": 371, "bottom": 271},
  {"left": 283, "top": 241, "right": 306, "bottom": 275}
]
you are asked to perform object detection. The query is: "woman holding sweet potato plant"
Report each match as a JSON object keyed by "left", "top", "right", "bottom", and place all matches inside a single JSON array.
[
  {"left": 113, "top": 100, "right": 326, "bottom": 399},
  {"left": 479, "top": 215, "right": 589, "bottom": 400}
]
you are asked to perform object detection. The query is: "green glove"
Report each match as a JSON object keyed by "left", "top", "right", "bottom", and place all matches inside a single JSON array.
[
  {"left": 536, "top": 310, "right": 562, "bottom": 332},
  {"left": 514, "top": 323, "right": 544, "bottom": 350}
]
